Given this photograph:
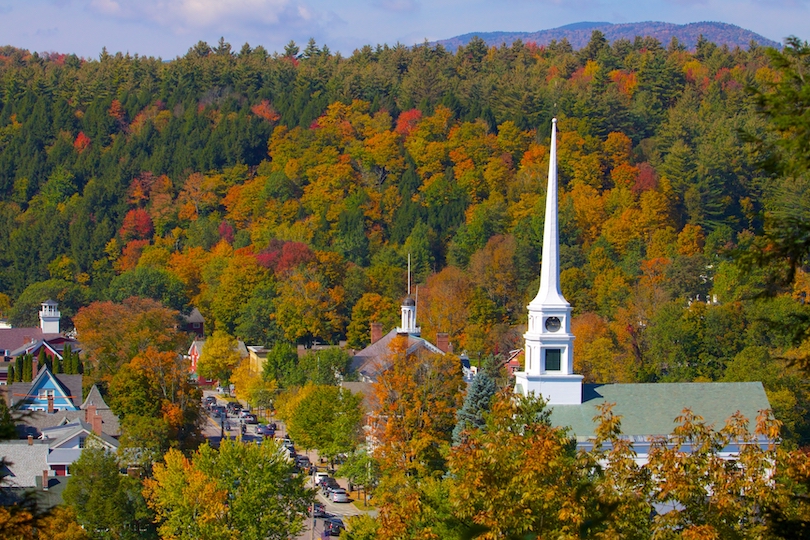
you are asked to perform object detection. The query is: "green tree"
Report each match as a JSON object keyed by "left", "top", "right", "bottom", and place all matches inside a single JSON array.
[
  {"left": 284, "top": 384, "right": 363, "bottom": 462},
  {"left": 63, "top": 444, "right": 155, "bottom": 539},
  {"left": 0, "top": 400, "right": 16, "bottom": 439},
  {"left": 145, "top": 441, "right": 311, "bottom": 540},
  {"left": 338, "top": 450, "right": 381, "bottom": 505},
  {"left": 298, "top": 347, "right": 353, "bottom": 386},
  {"left": 108, "top": 267, "right": 189, "bottom": 312},
  {"left": 451, "top": 370, "right": 496, "bottom": 445},
  {"left": 262, "top": 341, "right": 303, "bottom": 389}
]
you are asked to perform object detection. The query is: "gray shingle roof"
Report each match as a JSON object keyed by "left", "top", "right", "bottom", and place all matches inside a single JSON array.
[
  {"left": 184, "top": 307, "right": 205, "bottom": 323},
  {"left": 81, "top": 385, "right": 110, "bottom": 410},
  {"left": 0, "top": 440, "right": 51, "bottom": 488},
  {"left": 351, "top": 329, "right": 444, "bottom": 382},
  {"left": 548, "top": 382, "right": 771, "bottom": 441},
  {"left": 12, "top": 409, "right": 121, "bottom": 439}
]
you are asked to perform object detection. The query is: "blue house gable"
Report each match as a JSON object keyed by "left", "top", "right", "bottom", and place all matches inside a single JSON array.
[{"left": 11, "top": 365, "right": 80, "bottom": 412}]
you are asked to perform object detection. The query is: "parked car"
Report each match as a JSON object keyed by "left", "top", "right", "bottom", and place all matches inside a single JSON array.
[
  {"left": 241, "top": 413, "right": 258, "bottom": 424},
  {"left": 321, "top": 477, "right": 340, "bottom": 495},
  {"left": 330, "top": 488, "right": 349, "bottom": 503},
  {"left": 211, "top": 405, "right": 226, "bottom": 418},
  {"left": 295, "top": 455, "right": 311, "bottom": 469},
  {"left": 312, "top": 502, "right": 329, "bottom": 519},
  {"left": 324, "top": 517, "right": 345, "bottom": 536},
  {"left": 227, "top": 402, "right": 242, "bottom": 415},
  {"left": 314, "top": 472, "right": 329, "bottom": 486}
]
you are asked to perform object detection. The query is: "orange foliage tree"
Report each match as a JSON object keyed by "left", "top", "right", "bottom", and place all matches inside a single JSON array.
[{"left": 74, "top": 297, "right": 185, "bottom": 380}]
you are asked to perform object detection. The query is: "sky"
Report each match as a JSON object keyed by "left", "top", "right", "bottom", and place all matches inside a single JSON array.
[{"left": 0, "top": 0, "right": 806, "bottom": 59}]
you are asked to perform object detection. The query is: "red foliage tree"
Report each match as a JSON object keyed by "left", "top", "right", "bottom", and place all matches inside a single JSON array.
[
  {"left": 218, "top": 221, "right": 234, "bottom": 244},
  {"left": 633, "top": 162, "right": 659, "bottom": 194},
  {"left": 254, "top": 240, "right": 315, "bottom": 274},
  {"left": 120, "top": 208, "right": 154, "bottom": 241},
  {"left": 250, "top": 100, "right": 280, "bottom": 123},
  {"left": 395, "top": 109, "right": 422, "bottom": 137},
  {"left": 276, "top": 242, "right": 316, "bottom": 274},
  {"left": 73, "top": 132, "right": 91, "bottom": 153}
]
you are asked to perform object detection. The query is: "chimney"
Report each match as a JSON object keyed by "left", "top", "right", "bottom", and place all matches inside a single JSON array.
[
  {"left": 92, "top": 414, "right": 103, "bottom": 436},
  {"left": 47, "top": 394, "right": 54, "bottom": 414},
  {"left": 31, "top": 359, "right": 37, "bottom": 378},
  {"left": 436, "top": 333, "right": 450, "bottom": 354},
  {"left": 85, "top": 405, "right": 96, "bottom": 423},
  {"left": 370, "top": 322, "right": 383, "bottom": 344},
  {"left": 27, "top": 435, "right": 33, "bottom": 445},
  {"left": 42, "top": 470, "right": 49, "bottom": 491}
]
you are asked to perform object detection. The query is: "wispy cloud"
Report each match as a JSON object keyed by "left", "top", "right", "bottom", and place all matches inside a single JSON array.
[
  {"left": 88, "top": 0, "right": 313, "bottom": 32},
  {"left": 373, "top": 0, "right": 419, "bottom": 12}
]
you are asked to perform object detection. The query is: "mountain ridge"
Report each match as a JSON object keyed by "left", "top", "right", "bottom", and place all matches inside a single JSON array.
[{"left": 436, "top": 21, "right": 782, "bottom": 51}]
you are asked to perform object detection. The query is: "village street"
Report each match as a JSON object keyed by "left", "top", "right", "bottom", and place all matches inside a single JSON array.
[{"left": 201, "top": 391, "right": 371, "bottom": 538}]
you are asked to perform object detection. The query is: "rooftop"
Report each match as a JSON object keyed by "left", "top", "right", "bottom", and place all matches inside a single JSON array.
[{"left": 549, "top": 382, "right": 771, "bottom": 441}]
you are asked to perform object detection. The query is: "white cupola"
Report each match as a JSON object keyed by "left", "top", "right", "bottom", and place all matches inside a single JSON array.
[
  {"left": 514, "top": 119, "right": 583, "bottom": 404},
  {"left": 397, "top": 255, "right": 420, "bottom": 335},
  {"left": 39, "top": 299, "right": 61, "bottom": 334}
]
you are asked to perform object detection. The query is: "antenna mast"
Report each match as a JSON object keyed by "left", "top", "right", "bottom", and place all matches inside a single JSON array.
[{"left": 407, "top": 254, "right": 411, "bottom": 296}]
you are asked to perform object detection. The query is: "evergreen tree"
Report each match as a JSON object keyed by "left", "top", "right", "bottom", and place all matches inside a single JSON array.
[
  {"left": 14, "top": 356, "right": 23, "bottom": 382},
  {"left": 0, "top": 399, "right": 16, "bottom": 439},
  {"left": 22, "top": 354, "right": 32, "bottom": 382},
  {"left": 452, "top": 370, "right": 497, "bottom": 445},
  {"left": 37, "top": 347, "right": 50, "bottom": 372}
]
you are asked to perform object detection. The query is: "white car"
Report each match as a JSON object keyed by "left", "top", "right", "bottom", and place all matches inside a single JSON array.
[
  {"left": 314, "top": 472, "right": 329, "bottom": 486},
  {"left": 330, "top": 488, "right": 349, "bottom": 503}
]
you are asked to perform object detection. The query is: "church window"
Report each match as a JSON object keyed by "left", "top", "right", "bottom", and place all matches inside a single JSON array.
[{"left": 545, "top": 349, "right": 561, "bottom": 371}]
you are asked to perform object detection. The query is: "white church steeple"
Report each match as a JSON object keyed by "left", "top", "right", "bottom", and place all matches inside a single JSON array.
[
  {"left": 514, "top": 119, "right": 583, "bottom": 404},
  {"left": 397, "top": 255, "right": 420, "bottom": 335}
]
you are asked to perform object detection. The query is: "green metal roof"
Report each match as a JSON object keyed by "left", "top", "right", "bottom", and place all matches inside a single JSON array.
[{"left": 549, "top": 382, "right": 771, "bottom": 441}]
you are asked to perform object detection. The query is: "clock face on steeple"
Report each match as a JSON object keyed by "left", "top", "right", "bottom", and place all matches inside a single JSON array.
[{"left": 545, "top": 316, "right": 561, "bottom": 332}]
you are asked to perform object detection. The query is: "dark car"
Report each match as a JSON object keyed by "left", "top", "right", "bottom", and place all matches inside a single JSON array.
[
  {"left": 312, "top": 502, "right": 329, "bottom": 518},
  {"left": 295, "top": 455, "right": 311, "bottom": 469},
  {"left": 211, "top": 405, "right": 226, "bottom": 418},
  {"left": 324, "top": 517, "right": 345, "bottom": 536},
  {"left": 256, "top": 424, "right": 275, "bottom": 437},
  {"left": 321, "top": 477, "right": 340, "bottom": 495},
  {"left": 226, "top": 402, "right": 242, "bottom": 415}
]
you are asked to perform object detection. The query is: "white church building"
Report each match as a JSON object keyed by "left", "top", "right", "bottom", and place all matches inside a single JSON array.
[{"left": 514, "top": 119, "right": 772, "bottom": 461}]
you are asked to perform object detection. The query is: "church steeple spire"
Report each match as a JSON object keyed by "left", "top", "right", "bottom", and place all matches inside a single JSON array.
[
  {"left": 515, "top": 119, "right": 583, "bottom": 404},
  {"left": 531, "top": 118, "right": 568, "bottom": 309}
]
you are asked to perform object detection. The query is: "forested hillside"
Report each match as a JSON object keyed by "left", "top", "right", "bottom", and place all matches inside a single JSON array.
[
  {"left": 1, "top": 32, "right": 808, "bottom": 442},
  {"left": 439, "top": 20, "right": 782, "bottom": 51}
]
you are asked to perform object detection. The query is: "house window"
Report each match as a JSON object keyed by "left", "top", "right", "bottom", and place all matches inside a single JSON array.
[
  {"left": 545, "top": 349, "right": 561, "bottom": 371},
  {"left": 38, "top": 389, "right": 55, "bottom": 399},
  {"left": 79, "top": 437, "right": 86, "bottom": 449}
]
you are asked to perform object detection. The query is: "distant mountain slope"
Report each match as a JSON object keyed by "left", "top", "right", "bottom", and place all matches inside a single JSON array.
[{"left": 437, "top": 21, "right": 781, "bottom": 51}]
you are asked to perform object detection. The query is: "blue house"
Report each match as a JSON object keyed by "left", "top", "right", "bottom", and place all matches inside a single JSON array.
[{"left": 7, "top": 364, "right": 81, "bottom": 412}]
